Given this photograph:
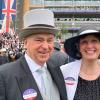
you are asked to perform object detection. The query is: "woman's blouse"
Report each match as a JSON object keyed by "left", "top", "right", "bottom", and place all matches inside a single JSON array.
[{"left": 74, "top": 76, "right": 100, "bottom": 100}]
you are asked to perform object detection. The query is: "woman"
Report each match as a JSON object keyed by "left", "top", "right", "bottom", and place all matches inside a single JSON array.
[
  {"left": 8, "top": 51, "right": 17, "bottom": 62},
  {"left": 61, "top": 26, "right": 100, "bottom": 100}
]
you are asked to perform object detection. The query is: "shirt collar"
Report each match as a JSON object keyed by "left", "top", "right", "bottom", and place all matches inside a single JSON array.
[{"left": 24, "top": 53, "right": 47, "bottom": 73}]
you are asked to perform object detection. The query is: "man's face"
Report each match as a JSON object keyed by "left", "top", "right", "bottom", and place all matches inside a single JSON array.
[{"left": 24, "top": 33, "right": 54, "bottom": 66}]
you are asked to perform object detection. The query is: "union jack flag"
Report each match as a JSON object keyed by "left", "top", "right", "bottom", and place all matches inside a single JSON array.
[{"left": 2, "top": 0, "right": 16, "bottom": 33}]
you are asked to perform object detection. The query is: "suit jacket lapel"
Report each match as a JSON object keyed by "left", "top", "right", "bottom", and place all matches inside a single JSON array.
[
  {"left": 47, "top": 62, "right": 67, "bottom": 100},
  {"left": 16, "top": 56, "right": 43, "bottom": 100}
]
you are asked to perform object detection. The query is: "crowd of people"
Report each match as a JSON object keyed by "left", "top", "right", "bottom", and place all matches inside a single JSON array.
[{"left": 0, "top": 30, "right": 26, "bottom": 65}]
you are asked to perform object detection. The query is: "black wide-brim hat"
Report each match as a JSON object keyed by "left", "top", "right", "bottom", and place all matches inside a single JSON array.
[{"left": 64, "top": 26, "right": 100, "bottom": 60}]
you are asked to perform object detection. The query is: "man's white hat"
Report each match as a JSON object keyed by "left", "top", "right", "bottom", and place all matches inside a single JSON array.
[{"left": 19, "top": 9, "right": 59, "bottom": 40}]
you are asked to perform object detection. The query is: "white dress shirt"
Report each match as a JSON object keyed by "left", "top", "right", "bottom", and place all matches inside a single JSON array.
[{"left": 25, "top": 54, "right": 46, "bottom": 94}]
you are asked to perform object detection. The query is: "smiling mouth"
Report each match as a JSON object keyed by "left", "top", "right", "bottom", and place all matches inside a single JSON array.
[
  {"left": 39, "top": 52, "right": 49, "bottom": 56},
  {"left": 85, "top": 49, "right": 96, "bottom": 54}
]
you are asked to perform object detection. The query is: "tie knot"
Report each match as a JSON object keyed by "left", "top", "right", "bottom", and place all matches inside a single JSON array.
[{"left": 37, "top": 67, "right": 47, "bottom": 74}]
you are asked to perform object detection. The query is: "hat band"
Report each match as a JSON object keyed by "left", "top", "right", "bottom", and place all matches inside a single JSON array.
[{"left": 29, "top": 24, "right": 55, "bottom": 28}]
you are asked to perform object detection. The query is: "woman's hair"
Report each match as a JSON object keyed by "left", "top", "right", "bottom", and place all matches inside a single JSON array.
[{"left": 79, "top": 34, "right": 100, "bottom": 41}]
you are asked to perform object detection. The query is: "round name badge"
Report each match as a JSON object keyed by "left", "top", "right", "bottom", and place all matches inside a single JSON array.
[
  {"left": 65, "top": 77, "right": 76, "bottom": 85},
  {"left": 23, "top": 89, "right": 37, "bottom": 100}
]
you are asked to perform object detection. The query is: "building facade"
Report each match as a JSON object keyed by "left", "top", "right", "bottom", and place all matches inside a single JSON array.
[{"left": 16, "top": 0, "right": 100, "bottom": 39}]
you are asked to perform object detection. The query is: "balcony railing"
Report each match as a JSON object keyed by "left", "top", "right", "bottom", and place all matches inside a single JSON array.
[
  {"left": 55, "top": 20, "right": 100, "bottom": 29},
  {"left": 45, "top": 1, "right": 100, "bottom": 6}
]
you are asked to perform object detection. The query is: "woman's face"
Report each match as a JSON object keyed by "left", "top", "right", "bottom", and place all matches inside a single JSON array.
[{"left": 79, "top": 35, "right": 100, "bottom": 60}]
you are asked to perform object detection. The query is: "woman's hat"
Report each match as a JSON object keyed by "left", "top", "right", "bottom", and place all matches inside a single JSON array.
[
  {"left": 64, "top": 25, "right": 100, "bottom": 60},
  {"left": 19, "top": 9, "right": 59, "bottom": 40}
]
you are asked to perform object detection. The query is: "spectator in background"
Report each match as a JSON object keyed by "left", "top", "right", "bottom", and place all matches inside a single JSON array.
[
  {"left": 48, "top": 41, "right": 68, "bottom": 67},
  {"left": 0, "top": 48, "right": 9, "bottom": 65},
  {"left": 8, "top": 51, "right": 17, "bottom": 62}
]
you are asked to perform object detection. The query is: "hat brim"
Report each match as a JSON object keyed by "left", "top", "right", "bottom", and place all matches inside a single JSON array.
[
  {"left": 19, "top": 26, "right": 59, "bottom": 41},
  {"left": 64, "top": 32, "right": 100, "bottom": 60}
]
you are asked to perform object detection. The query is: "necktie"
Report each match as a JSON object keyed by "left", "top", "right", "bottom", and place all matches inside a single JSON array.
[{"left": 39, "top": 67, "right": 51, "bottom": 100}]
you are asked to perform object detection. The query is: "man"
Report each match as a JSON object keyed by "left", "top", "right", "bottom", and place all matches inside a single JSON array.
[
  {"left": 48, "top": 41, "right": 68, "bottom": 67},
  {"left": 0, "top": 48, "right": 9, "bottom": 65},
  {"left": 0, "top": 9, "right": 67, "bottom": 100}
]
